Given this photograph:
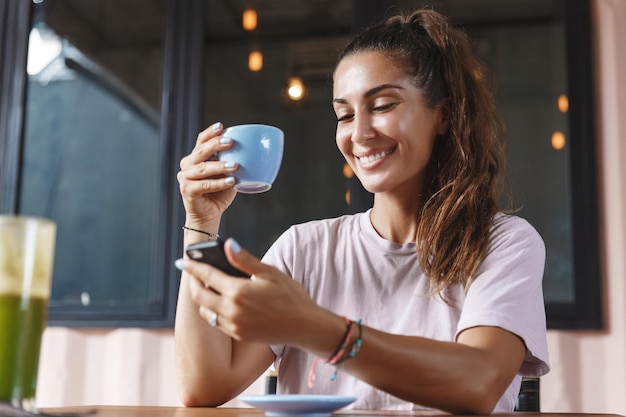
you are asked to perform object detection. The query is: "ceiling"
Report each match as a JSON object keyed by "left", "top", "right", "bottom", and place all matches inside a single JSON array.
[
  {"left": 202, "top": 0, "right": 561, "bottom": 45},
  {"left": 37, "top": 0, "right": 561, "bottom": 51},
  {"left": 36, "top": 0, "right": 166, "bottom": 49},
  {"left": 204, "top": 0, "right": 354, "bottom": 44},
  {"left": 32, "top": 0, "right": 562, "bottom": 111}
]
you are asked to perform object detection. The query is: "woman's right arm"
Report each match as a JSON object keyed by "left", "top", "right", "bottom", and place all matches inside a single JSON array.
[{"left": 174, "top": 122, "right": 274, "bottom": 406}]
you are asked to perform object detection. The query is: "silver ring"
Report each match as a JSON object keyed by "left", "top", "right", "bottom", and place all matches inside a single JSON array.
[{"left": 209, "top": 311, "right": 218, "bottom": 327}]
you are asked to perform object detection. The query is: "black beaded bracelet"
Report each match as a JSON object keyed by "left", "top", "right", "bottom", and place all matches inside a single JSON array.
[{"left": 182, "top": 226, "right": 219, "bottom": 240}]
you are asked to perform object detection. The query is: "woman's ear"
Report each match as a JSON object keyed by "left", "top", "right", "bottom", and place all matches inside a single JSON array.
[{"left": 435, "top": 99, "right": 451, "bottom": 135}]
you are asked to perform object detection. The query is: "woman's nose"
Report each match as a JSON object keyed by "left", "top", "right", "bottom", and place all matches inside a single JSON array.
[{"left": 351, "top": 114, "right": 375, "bottom": 143}]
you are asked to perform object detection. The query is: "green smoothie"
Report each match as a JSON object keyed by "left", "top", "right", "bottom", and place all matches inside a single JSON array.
[{"left": 0, "top": 294, "right": 48, "bottom": 402}]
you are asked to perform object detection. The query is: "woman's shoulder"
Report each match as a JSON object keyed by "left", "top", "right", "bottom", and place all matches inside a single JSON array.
[
  {"left": 490, "top": 212, "right": 545, "bottom": 253},
  {"left": 493, "top": 212, "right": 540, "bottom": 234}
]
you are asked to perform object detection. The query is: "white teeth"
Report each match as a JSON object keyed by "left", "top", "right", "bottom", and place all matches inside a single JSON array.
[{"left": 357, "top": 150, "right": 391, "bottom": 164}]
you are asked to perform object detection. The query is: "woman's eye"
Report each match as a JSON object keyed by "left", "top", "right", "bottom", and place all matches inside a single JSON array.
[
  {"left": 336, "top": 113, "right": 354, "bottom": 122},
  {"left": 373, "top": 102, "right": 397, "bottom": 112}
]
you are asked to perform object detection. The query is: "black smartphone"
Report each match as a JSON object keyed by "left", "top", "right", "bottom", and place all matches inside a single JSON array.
[{"left": 185, "top": 239, "right": 249, "bottom": 278}]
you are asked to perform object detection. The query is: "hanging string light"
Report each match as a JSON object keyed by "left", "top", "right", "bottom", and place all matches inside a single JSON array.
[
  {"left": 248, "top": 50, "right": 263, "bottom": 72},
  {"left": 551, "top": 94, "right": 568, "bottom": 150},
  {"left": 243, "top": 8, "right": 258, "bottom": 31},
  {"left": 286, "top": 77, "right": 307, "bottom": 101},
  {"left": 244, "top": 7, "right": 261, "bottom": 72},
  {"left": 551, "top": 131, "right": 566, "bottom": 150},
  {"left": 557, "top": 94, "right": 569, "bottom": 113}
]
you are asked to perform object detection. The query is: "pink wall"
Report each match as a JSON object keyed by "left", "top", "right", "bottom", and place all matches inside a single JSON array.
[
  {"left": 36, "top": 328, "right": 266, "bottom": 407},
  {"left": 37, "top": 328, "right": 179, "bottom": 406},
  {"left": 35, "top": 0, "right": 626, "bottom": 412}
]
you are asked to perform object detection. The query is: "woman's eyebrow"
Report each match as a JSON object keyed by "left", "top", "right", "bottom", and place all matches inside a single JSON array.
[
  {"left": 364, "top": 83, "right": 404, "bottom": 97},
  {"left": 333, "top": 84, "right": 404, "bottom": 104}
]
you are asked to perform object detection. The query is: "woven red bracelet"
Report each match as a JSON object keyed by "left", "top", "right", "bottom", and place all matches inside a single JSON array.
[
  {"left": 323, "top": 317, "right": 351, "bottom": 363},
  {"left": 327, "top": 320, "right": 357, "bottom": 365},
  {"left": 307, "top": 317, "right": 363, "bottom": 388}
]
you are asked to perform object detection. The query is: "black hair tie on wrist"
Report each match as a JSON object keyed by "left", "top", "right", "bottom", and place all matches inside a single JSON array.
[{"left": 182, "top": 226, "right": 219, "bottom": 240}]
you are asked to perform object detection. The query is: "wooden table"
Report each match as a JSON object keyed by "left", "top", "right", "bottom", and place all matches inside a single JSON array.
[{"left": 37, "top": 405, "right": 625, "bottom": 417}]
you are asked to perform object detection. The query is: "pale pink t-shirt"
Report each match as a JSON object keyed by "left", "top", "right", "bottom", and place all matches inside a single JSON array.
[{"left": 263, "top": 210, "right": 550, "bottom": 411}]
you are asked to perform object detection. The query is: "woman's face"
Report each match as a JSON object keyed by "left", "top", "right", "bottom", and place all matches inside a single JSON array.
[{"left": 333, "top": 51, "right": 447, "bottom": 197}]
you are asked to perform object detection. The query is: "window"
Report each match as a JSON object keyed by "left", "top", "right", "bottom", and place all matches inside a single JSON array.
[{"left": 18, "top": 0, "right": 173, "bottom": 326}]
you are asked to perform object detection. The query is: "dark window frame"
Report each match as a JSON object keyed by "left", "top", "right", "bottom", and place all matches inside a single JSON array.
[
  {"left": 0, "top": 0, "right": 30, "bottom": 215},
  {"left": 546, "top": 0, "right": 602, "bottom": 329}
]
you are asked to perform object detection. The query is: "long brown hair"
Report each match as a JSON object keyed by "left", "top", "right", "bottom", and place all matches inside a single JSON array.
[{"left": 336, "top": 9, "right": 508, "bottom": 293}]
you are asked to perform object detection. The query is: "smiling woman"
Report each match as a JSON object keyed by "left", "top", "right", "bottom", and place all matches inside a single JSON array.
[{"left": 174, "top": 7, "right": 548, "bottom": 414}]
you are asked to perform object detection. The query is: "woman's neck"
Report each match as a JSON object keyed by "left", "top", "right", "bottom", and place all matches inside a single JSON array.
[{"left": 369, "top": 193, "right": 421, "bottom": 244}]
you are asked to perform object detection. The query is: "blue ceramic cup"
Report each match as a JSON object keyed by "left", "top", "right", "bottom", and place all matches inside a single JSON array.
[{"left": 219, "top": 124, "right": 284, "bottom": 193}]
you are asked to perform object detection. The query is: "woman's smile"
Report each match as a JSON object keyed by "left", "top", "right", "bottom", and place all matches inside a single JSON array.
[{"left": 354, "top": 147, "right": 396, "bottom": 168}]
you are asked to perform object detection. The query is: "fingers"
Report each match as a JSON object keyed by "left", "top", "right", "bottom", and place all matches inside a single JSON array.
[
  {"left": 177, "top": 121, "right": 239, "bottom": 198},
  {"left": 182, "top": 159, "right": 237, "bottom": 181},
  {"left": 180, "top": 122, "right": 233, "bottom": 170},
  {"left": 197, "top": 121, "right": 223, "bottom": 143},
  {"left": 187, "top": 271, "right": 220, "bottom": 308},
  {"left": 185, "top": 259, "right": 224, "bottom": 292},
  {"left": 180, "top": 139, "right": 233, "bottom": 170},
  {"left": 184, "top": 258, "right": 248, "bottom": 328},
  {"left": 224, "top": 238, "right": 279, "bottom": 281},
  {"left": 194, "top": 121, "right": 224, "bottom": 153},
  {"left": 182, "top": 242, "right": 310, "bottom": 342},
  {"left": 177, "top": 164, "right": 237, "bottom": 199},
  {"left": 198, "top": 305, "right": 219, "bottom": 324}
]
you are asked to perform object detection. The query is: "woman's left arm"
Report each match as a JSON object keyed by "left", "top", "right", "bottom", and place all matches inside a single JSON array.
[
  {"left": 220, "top": 240, "right": 527, "bottom": 415},
  {"left": 337, "top": 322, "right": 525, "bottom": 414}
]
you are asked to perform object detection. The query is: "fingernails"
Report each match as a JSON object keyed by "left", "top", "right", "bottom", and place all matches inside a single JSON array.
[
  {"left": 229, "top": 238, "right": 241, "bottom": 254},
  {"left": 224, "top": 161, "right": 236, "bottom": 169},
  {"left": 174, "top": 258, "right": 185, "bottom": 271},
  {"left": 224, "top": 177, "right": 235, "bottom": 184},
  {"left": 219, "top": 137, "right": 233, "bottom": 145},
  {"left": 210, "top": 122, "right": 222, "bottom": 131}
]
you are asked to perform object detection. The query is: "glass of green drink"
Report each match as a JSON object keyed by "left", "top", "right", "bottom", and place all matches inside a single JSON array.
[{"left": 0, "top": 215, "right": 56, "bottom": 412}]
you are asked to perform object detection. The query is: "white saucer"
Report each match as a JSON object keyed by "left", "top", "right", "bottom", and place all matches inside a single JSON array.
[{"left": 238, "top": 394, "right": 357, "bottom": 417}]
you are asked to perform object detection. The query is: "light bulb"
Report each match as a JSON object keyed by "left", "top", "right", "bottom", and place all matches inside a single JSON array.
[
  {"left": 243, "top": 9, "right": 257, "bottom": 31},
  {"left": 286, "top": 77, "right": 306, "bottom": 101},
  {"left": 248, "top": 50, "right": 263, "bottom": 72},
  {"left": 551, "top": 131, "right": 566, "bottom": 150},
  {"left": 342, "top": 163, "right": 353, "bottom": 178},
  {"left": 557, "top": 94, "right": 569, "bottom": 113}
]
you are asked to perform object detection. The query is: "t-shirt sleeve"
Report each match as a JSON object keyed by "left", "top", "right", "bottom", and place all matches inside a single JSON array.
[{"left": 456, "top": 215, "right": 550, "bottom": 377}]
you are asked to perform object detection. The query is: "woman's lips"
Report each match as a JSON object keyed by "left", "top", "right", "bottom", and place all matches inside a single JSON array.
[{"left": 355, "top": 147, "right": 395, "bottom": 165}]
